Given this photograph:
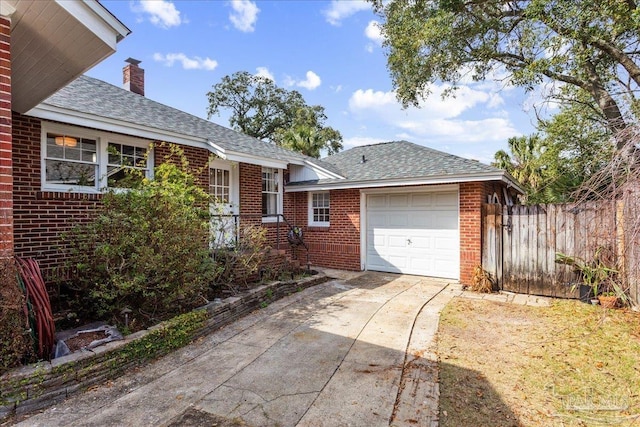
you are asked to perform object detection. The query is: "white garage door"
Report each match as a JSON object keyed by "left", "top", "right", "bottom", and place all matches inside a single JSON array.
[{"left": 365, "top": 190, "right": 459, "bottom": 279}]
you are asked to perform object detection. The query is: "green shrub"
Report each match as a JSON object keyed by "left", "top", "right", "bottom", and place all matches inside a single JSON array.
[
  {"left": 0, "top": 258, "right": 34, "bottom": 374},
  {"left": 65, "top": 145, "right": 217, "bottom": 325}
]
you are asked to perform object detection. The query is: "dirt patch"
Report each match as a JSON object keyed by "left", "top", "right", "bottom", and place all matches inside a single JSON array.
[
  {"left": 64, "top": 331, "right": 107, "bottom": 352},
  {"left": 166, "top": 408, "right": 251, "bottom": 427},
  {"left": 438, "top": 297, "right": 640, "bottom": 426}
]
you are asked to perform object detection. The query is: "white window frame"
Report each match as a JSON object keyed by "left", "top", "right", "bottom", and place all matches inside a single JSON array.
[
  {"left": 308, "top": 191, "right": 330, "bottom": 227},
  {"left": 261, "top": 167, "right": 283, "bottom": 223},
  {"left": 209, "top": 167, "right": 231, "bottom": 204},
  {"left": 41, "top": 122, "right": 153, "bottom": 193}
]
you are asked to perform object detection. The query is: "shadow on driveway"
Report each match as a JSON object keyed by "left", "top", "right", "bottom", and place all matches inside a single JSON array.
[{"left": 14, "top": 272, "right": 520, "bottom": 427}]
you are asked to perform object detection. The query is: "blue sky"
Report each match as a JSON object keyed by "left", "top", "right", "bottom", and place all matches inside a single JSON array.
[{"left": 88, "top": 0, "right": 540, "bottom": 163}]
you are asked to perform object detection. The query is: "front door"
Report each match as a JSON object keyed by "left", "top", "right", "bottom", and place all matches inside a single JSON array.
[{"left": 209, "top": 160, "right": 238, "bottom": 247}]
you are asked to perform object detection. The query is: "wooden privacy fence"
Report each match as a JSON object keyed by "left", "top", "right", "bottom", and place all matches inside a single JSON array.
[{"left": 482, "top": 201, "right": 639, "bottom": 304}]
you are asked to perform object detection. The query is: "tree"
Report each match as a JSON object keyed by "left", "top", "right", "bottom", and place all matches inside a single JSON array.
[
  {"left": 371, "top": 0, "right": 640, "bottom": 147},
  {"left": 207, "top": 71, "right": 343, "bottom": 157},
  {"left": 494, "top": 134, "right": 557, "bottom": 203},
  {"left": 494, "top": 97, "right": 615, "bottom": 203}
]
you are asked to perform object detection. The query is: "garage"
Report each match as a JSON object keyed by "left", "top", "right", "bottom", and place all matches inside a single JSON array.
[{"left": 364, "top": 188, "right": 459, "bottom": 279}]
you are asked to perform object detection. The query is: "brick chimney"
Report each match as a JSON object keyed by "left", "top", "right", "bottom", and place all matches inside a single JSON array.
[{"left": 123, "top": 58, "right": 144, "bottom": 96}]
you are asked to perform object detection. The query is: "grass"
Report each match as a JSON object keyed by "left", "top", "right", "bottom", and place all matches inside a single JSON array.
[{"left": 437, "top": 297, "right": 640, "bottom": 426}]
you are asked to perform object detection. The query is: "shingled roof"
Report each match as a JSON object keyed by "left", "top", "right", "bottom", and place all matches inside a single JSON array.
[
  {"left": 37, "top": 75, "right": 339, "bottom": 170},
  {"left": 291, "top": 141, "right": 521, "bottom": 191}
]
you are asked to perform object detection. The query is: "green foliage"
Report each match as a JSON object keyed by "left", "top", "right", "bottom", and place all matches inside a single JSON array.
[
  {"left": 106, "top": 309, "right": 208, "bottom": 367},
  {"left": 493, "top": 95, "right": 615, "bottom": 204},
  {"left": 207, "top": 71, "right": 343, "bottom": 157},
  {"left": 0, "top": 258, "right": 34, "bottom": 374},
  {"left": 555, "top": 247, "right": 618, "bottom": 298},
  {"left": 373, "top": 0, "right": 640, "bottom": 140},
  {"left": 65, "top": 145, "right": 215, "bottom": 324}
]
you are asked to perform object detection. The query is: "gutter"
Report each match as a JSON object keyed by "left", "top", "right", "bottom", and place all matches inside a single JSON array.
[{"left": 285, "top": 171, "right": 524, "bottom": 193}]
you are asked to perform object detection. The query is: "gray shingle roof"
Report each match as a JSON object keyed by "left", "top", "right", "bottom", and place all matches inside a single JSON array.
[
  {"left": 295, "top": 141, "right": 503, "bottom": 186},
  {"left": 40, "top": 77, "right": 511, "bottom": 188},
  {"left": 41, "top": 75, "right": 318, "bottom": 164}
]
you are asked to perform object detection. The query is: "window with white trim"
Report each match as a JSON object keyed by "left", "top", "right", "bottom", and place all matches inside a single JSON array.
[
  {"left": 42, "top": 124, "right": 152, "bottom": 192},
  {"left": 262, "top": 167, "right": 281, "bottom": 218},
  {"left": 45, "top": 133, "right": 98, "bottom": 187},
  {"left": 309, "top": 192, "right": 330, "bottom": 227},
  {"left": 209, "top": 168, "right": 230, "bottom": 204},
  {"left": 107, "top": 142, "right": 148, "bottom": 188}
]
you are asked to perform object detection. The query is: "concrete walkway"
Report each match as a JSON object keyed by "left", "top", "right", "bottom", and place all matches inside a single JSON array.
[{"left": 16, "top": 272, "right": 459, "bottom": 427}]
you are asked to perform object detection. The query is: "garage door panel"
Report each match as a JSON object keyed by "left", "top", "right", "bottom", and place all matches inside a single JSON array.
[
  {"left": 388, "top": 214, "right": 409, "bottom": 227},
  {"left": 368, "top": 212, "right": 388, "bottom": 227},
  {"left": 388, "top": 235, "right": 408, "bottom": 248},
  {"left": 388, "top": 255, "right": 408, "bottom": 268},
  {"left": 366, "top": 190, "right": 459, "bottom": 279},
  {"left": 435, "top": 192, "right": 458, "bottom": 207},
  {"left": 409, "top": 214, "right": 432, "bottom": 228},
  {"left": 410, "top": 193, "right": 432, "bottom": 207},
  {"left": 408, "top": 236, "right": 432, "bottom": 251},
  {"left": 368, "top": 195, "right": 387, "bottom": 208},
  {"left": 434, "top": 213, "right": 458, "bottom": 229},
  {"left": 435, "top": 237, "right": 457, "bottom": 251},
  {"left": 388, "top": 194, "right": 409, "bottom": 208}
]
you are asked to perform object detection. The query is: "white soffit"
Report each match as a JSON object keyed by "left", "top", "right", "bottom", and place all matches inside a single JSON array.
[{"left": 9, "top": 0, "right": 130, "bottom": 113}]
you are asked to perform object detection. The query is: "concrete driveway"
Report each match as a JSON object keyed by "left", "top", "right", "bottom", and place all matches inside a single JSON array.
[{"left": 16, "top": 272, "right": 459, "bottom": 427}]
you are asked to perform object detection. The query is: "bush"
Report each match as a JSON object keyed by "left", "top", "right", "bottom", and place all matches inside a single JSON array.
[
  {"left": 211, "top": 225, "right": 268, "bottom": 295},
  {"left": 0, "top": 258, "right": 34, "bottom": 374},
  {"left": 65, "top": 145, "right": 217, "bottom": 325}
]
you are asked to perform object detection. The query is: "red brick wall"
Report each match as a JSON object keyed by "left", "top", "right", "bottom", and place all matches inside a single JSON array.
[
  {"left": 0, "top": 17, "right": 11, "bottom": 256},
  {"left": 12, "top": 115, "right": 102, "bottom": 277},
  {"left": 459, "top": 182, "right": 484, "bottom": 285},
  {"left": 12, "top": 118, "right": 211, "bottom": 279},
  {"left": 284, "top": 188, "right": 361, "bottom": 271},
  {"left": 238, "top": 163, "right": 262, "bottom": 226}
]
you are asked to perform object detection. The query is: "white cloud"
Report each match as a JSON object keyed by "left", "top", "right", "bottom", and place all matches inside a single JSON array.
[
  {"left": 298, "top": 71, "right": 322, "bottom": 90},
  {"left": 324, "top": 0, "right": 371, "bottom": 26},
  {"left": 229, "top": 0, "right": 260, "bottom": 32},
  {"left": 153, "top": 53, "right": 218, "bottom": 71},
  {"left": 285, "top": 71, "right": 322, "bottom": 90},
  {"left": 136, "top": 0, "right": 183, "bottom": 29},
  {"left": 365, "top": 21, "right": 383, "bottom": 45},
  {"left": 255, "top": 67, "right": 274, "bottom": 81},
  {"left": 348, "top": 85, "right": 520, "bottom": 145}
]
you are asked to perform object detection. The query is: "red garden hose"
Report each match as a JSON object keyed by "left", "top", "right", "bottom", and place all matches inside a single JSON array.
[{"left": 16, "top": 258, "right": 55, "bottom": 360}]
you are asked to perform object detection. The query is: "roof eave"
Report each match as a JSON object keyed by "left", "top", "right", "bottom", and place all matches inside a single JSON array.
[
  {"left": 28, "top": 104, "right": 209, "bottom": 147},
  {"left": 302, "top": 160, "right": 345, "bottom": 179},
  {"left": 27, "top": 104, "right": 293, "bottom": 169},
  {"left": 9, "top": 0, "right": 131, "bottom": 113},
  {"left": 285, "top": 171, "right": 521, "bottom": 193}
]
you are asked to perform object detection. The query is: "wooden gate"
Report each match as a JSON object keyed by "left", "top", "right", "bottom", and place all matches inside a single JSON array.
[{"left": 482, "top": 202, "right": 618, "bottom": 298}]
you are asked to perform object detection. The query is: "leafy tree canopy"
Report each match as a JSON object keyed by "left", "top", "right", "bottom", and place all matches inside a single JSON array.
[
  {"left": 372, "top": 0, "right": 640, "bottom": 146},
  {"left": 207, "top": 71, "right": 343, "bottom": 157}
]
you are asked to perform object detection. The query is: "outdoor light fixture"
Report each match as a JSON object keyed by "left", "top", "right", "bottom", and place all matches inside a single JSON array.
[{"left": 54, "top": 136, "right": 78, "bottom": 147}]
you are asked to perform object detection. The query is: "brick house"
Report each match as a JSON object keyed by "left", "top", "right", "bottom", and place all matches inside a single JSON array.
[{"left": 2, "top": 1, "right": 521, "bottom": 286}]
